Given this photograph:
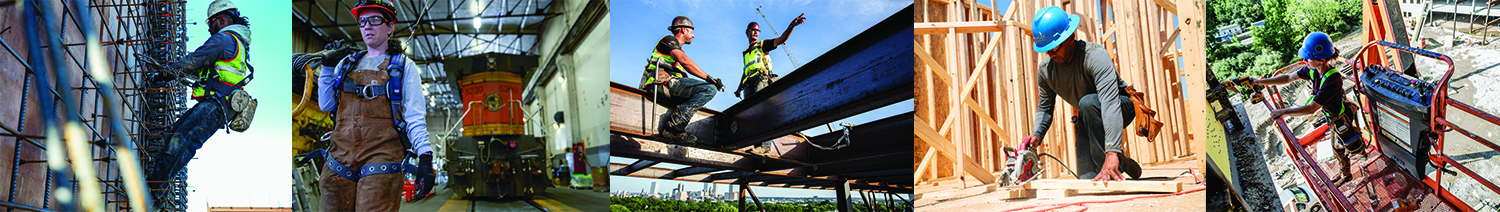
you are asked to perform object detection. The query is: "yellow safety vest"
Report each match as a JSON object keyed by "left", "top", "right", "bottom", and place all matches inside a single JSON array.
[
  {"left": 193, "top": 32, "right": 249, "bottom": 99},
  {"left": 742, "top": 41, "right": 772, "bottom": 83},
  {"left": 642, "top": 42, "right": 686, "bottom": 86}
]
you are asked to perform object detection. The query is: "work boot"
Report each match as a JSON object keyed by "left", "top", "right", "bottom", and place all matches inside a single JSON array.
[{"left": 1118, "top": 155, "right": 1142, "bottom": 180}]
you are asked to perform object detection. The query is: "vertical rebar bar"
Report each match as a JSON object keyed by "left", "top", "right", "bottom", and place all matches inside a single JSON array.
[
  {"left": 69, "top": 0, "right": 154, "bottom": 209},
  {"left": 8, "top": 72, "right": 30, "bottom": 212},
  {"left": 23, "top": 2, "right": 75, "bottom": 211}
]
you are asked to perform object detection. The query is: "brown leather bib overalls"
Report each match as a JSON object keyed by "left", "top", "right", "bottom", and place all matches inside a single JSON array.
[{"left": 320, "top": 58, "right": 406, "bottom": 211}]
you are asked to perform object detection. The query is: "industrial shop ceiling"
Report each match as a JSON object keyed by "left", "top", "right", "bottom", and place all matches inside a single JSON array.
[{"left": 292, "top": 0, "right": 556, "bottom": 63}]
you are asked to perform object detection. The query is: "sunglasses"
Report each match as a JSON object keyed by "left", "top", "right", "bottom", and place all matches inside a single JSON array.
[{"left": 358, "top": 16, "right": 389, "bottom": 27}]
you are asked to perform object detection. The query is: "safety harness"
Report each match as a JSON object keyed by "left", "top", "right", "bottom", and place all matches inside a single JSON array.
[
  {"left": 741, "top": 40, "right": 773, "bottom": 83},
  {"left": 1306, "top": 67, "right": 1363, "bottom": 148},
  {"left": 193, "top": 31, "right": 257, "bottom": 132},
  {"left": 640, "top": 36, "right": 688, "bottom": 88},
  {"left": 309, "top": 51, "right": 420, "bottom": 182},
  {"left": 193, "top": 32, "right": 253, "bottom": 100}
]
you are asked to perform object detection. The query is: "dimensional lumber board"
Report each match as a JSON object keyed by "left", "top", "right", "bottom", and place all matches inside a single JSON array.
[
  {"left": 998, "top": 188, "right": 1035, "bottom": 200},
  {"left": 913, "top": 184, "right": 996, "bottom": 203},
  {"left": 1024, "top": 179, "right": 1183, "bottom": 193},
  {"left": 1038, "top": 189, "right": 1078, "bottom": 199}
]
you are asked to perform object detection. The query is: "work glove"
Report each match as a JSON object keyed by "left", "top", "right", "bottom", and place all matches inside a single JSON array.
[
  {"left": 706, "top": 77, "right": 725, "bottom": 92},
  {"left": 321, "top": 45, "right": 355, "bottom": 68},
  {"left": 415, "top": 152, "right": 434, "bottom": 198},
  {"left": 734, "top": 88, "right": 742, "bottom": 98}
]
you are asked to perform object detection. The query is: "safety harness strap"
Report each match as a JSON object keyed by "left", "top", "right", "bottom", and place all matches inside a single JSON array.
[{"left": 306, "top": 149, "right": 413, "bottom": 182}]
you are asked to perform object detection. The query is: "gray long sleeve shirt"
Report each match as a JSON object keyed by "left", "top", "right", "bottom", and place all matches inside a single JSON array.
[{"left": 1032, "top": 41, "right": 1129, "bottom": 154}]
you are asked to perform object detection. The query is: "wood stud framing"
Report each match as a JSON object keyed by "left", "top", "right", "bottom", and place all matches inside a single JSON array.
[{"left": 914, "top": 0, "right": 1208, "bottom": 187}]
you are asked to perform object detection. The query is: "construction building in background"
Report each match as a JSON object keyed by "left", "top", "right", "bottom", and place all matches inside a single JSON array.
[
  {"left": 912, "top": 0, "right": 1210, "bottom": 209},
  {"left": 290, "top": 0, "right": 608, "bottom": 210},
  {"left": 1, "top": 0, "right": 195, "bottom": 211}
]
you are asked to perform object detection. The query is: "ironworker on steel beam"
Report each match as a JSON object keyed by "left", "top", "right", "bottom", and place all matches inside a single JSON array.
[
  {"left": 735, "top": 13, "right": 805, "bottom": 99},
  {"left": 638, "top": 15, "right": 727, "bottom": 145},
  {"left": 739, "top": 12, "right": 808, "bottom": 155},
  {"left": 1024, "top": 6, "right": 1143, "bottom": 182},
  {"left": 718, "top": 6, "right": 913, "bottom": 149}
]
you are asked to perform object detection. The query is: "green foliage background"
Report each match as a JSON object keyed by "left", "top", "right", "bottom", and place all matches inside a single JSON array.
[{"left": 1207, "top": 0, "right": 1363, "bottom": 80}]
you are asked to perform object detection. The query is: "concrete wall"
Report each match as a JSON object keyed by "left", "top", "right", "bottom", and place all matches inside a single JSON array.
[{"left": 526, "top": 0, "right": 609, "bottom": 167}]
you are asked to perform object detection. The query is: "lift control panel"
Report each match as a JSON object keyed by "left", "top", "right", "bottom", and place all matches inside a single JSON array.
[{"left": 1360, "top": 65, "right": 1436, "bottom": 178}]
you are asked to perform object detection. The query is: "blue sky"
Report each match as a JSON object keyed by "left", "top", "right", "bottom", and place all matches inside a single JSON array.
[
  {"left": 180, "top": 0, "right": 292, "bottom": 211},
  {"left": 608, "top": 0, "right": 911, "bottom": 198}
]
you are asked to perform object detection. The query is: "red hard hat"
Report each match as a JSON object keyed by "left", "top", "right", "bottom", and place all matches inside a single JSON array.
[{"left": 349, "top": 0, "right": 397, "bottom": 21}]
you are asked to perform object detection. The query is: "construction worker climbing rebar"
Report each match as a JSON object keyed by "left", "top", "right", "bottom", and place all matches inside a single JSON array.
[
  {"left": 1241, "top": 32, "right": 1366, "bottom": 184},
  {"left": 1023, "top": 6, "right": 1143, "bottom": 182},
  {"left": 312, "top": 0, "right": 435, "bottom": 210},
  {"left": 640, "top": 15, "right": 726, "bottom": 145},
  {"left": 147, "top": 0, "right": 258, "bottom": 205}
]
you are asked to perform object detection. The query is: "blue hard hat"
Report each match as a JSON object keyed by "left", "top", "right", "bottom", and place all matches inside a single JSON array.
[
  {"left": 1299, "top": 32, "right": 1337, "bottom": 59},
  {"left": 1032, "top": 6, "right": 1081, "bottom": 53}
]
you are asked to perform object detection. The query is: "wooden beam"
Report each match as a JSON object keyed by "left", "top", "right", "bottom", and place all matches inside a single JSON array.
[
  {"left": 1151, "top": 0, "right": 1178, "bottom": 14},
  {"left": 998, "top": 188, "right": 1036, "bottom": 200},
  {"left": 1157, "top": 26, "right": 1181, "bottom": 56},
  {"left": 1023, "top": 179, "right": 1184, "bottom": 193},
  {"left": 1038, "top": 189, "right": 1079, "bottom": 198},
  {"left": 913, "top": 184, "right": 997, "bottom": 204},
  {"left": 915, "top": 147, "right": 937, "bottom": 183},
  {"left": 914, "top": 119, "right": 997, "bottom": 184},
  {"left": 915, "top": 21, "right": 1005, "bottom": 35}
]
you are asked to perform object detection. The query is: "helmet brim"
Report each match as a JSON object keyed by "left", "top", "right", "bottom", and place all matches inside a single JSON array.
[
  {"left": 1032, "top": 14, "right": 1080, "bottom": 53},
  {"left": 350, "top": 5, "right": 396, "bottom": 20},
  {"left": 1299, "top": 47, "right": 1339, "bottom": 59}
]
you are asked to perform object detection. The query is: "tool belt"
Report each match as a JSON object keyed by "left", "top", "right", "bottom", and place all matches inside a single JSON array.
[
  {"left": 1328, "top": 101, "right": 1364, "bottom": 151},
  {"left": 1123, "top": 86, "right": 1164, "bottom": 142}
]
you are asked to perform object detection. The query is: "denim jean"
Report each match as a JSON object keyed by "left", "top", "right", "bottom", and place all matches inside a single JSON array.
[
  {"left": 1072, "top": 94, "right": 1135, "bottom": 179},
  {"left": 645, "top": 77, "right": 717, "bottom": 133},
  {"left": 148, "top": 99, "right": 226, "bottom": 183},
  {"left": 740, "top": 74, "right": 776, "bottom": 98}
]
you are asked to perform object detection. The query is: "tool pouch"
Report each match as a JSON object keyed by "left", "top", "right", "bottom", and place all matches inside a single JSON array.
[
  {"left": 1123, "top": 87, "right": 1164, "bottom": 142},
  {"left": 1329, "top": 101, "right": 1363, "bottom": 152},
  {"left": 227, "top": 89, "right": 258, "bottom": 132}
]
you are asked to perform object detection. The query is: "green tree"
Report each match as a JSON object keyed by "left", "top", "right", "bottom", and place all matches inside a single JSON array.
[
  {"left": 1285, "top": 0, "right": 1347, "bottom": 34},
  {"left": 1248, "top": 49, "right": 1286, "bottom": 77},
  {"left": 611, "top": 204, "right": 632, "bottom": 212},
  {"left": 1254, "top": 0, "right": 1300, "bottom": 63}
]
